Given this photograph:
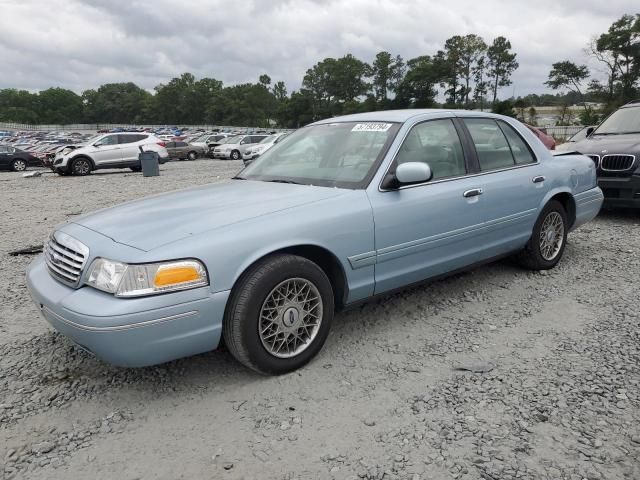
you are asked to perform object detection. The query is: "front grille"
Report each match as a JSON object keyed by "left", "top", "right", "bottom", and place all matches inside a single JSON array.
[
  {"left": 44, "top": 232, "right": 89, "bottom": 287},
  {"left": 586, "top": 155, "right": 600, "bottom": 168},
  {"left": 601, "top": 154, "right": 635, "bottom": 171}
]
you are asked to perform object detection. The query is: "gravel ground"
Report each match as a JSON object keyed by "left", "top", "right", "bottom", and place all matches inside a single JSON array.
[{"left": 1, "top": 160, "right": 639, "bottom": 480}]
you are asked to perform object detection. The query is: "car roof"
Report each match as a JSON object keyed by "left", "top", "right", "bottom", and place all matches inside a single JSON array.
[
  {"left": 311, "top": 109, "right": 457, "bottom": 125},
  {"left": 621, "top": 100, "right": 640, "bottom": 108}
]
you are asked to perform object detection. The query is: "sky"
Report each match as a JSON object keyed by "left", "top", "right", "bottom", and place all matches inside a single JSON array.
[{"left": 0, "top": 0, "right": 634, "bottom": 98}]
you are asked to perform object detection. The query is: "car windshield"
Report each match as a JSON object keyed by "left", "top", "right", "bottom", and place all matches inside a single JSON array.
[
  {"left": 238, "top": 121, "right": 400, "bottom": 188},
  {"left": 594, "top": 107, "right": 640, "bottom": 135},
  {"left": 84, "top": 134, "right": 103, "bottom": 145},
  {"left": 258, "top": 135, "right": 276, "bottom": 144},
  {"left": 222, "top": 136, "right": 242, "bottom": 145}
]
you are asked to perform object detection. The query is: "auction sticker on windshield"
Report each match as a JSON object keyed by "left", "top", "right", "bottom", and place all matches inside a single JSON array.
[{"left": 352, "top": 123, "right": 393, "bottom": 132}]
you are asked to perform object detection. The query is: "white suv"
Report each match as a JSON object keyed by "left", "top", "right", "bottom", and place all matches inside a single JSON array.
[{"left": 52, "top": 133, "right": 170, "bottom": 176}]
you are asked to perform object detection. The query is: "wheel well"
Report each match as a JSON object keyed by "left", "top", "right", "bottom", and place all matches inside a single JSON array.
[
  {"left": 550, "top": 192, "right": 576, "bottom": 228},
  {"left": 239, "top": 245, "right": 348, "bottom": 311}
]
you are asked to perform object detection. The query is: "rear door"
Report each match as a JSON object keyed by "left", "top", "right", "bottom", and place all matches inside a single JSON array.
[
  {"left": 176, "top": 141, "right": 189, "bottom": 156},
  {"left": 459, "top": 117, "right": 548, "bottom": 253},
  {"left": 165, "top": 142, "right": 177, "bottom": 158},
  {"left": 0, "top": 146, "right": 10, "bottom": 168},
  {"left": 119, "top": 134, "right": 147, "bottom": 163}
]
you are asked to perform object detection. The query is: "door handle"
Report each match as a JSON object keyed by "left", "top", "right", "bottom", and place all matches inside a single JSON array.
[
  {"left": 532, "top": 176, "right": 546, "bottom": 183},
  {"left": 463, "top": 188, "right": 483, "bottom": 198}
]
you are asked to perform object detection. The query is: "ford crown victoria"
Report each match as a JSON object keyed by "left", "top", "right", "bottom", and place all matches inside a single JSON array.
[{"left": 27, "top": 110, "right": 603, "bottom": 374}]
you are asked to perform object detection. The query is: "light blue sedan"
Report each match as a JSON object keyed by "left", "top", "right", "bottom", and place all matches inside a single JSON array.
[{"left": 27, "top": 110, "right": 603, "bottom": 374}]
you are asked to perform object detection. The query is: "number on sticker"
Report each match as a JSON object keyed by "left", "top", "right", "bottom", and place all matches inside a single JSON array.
[{"left": 352, "top": 123, "right": 392, "bottom": 133}]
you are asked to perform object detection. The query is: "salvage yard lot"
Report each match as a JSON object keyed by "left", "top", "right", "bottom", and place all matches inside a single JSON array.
[{"left": 1, "top": 161, "right": 639, "bottom": 480}]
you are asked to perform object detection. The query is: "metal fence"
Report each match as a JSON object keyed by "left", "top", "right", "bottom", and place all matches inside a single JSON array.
[
  {"left": 541, "top": 125, "right": 585, "bottom": 140},
  {"left": 0, "top": 122, "right": 280, "bottom": 133}
]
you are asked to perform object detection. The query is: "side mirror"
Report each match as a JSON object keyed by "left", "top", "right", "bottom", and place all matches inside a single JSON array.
[
  {"left": 586, "top": 127, "right": 595, "bottom": 137},
  {"left": 93, "top": 142, "right": 102, "bottom": 147},
  {"left": 382, "top": 162, "right": 433, "bottom": 189},
  {"left": 396, "top": 162, "right": 432, "bottom": 184}
]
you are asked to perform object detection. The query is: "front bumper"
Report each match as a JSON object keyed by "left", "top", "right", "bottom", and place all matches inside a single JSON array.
[
  {"left": 212, "top": 151, "right": 232, "bottom": 159},
  {"left": 26, "top": 256, "right": 229, "bottom": 367},
  {"left": 598, "top": 174, "right": 640, "bottom": 209}
]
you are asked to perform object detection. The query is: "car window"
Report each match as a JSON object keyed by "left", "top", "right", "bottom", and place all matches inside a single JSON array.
[
  {"left": 98, "top": 135, "right": 118, "bottom": 146},
  {"left": 498, "top": 122, "right": 536, "bottom": 165},
  {"left": 166, "top": 142, "right": 175, "bottom": 148},
  {"left": 240, "top": 137, "right": 250, "bottom": 145},
  {"left": 395, "top": 119, "right": 466, "bottom": 180},
  {"left": 177, "top": 142, "right": 188, "bottom": 147},
  {"left": 118, "top": 135, "right": 139, "bottom": 145},
  {"left": 464, "top": 119, "right": 515, "bottom": 171}
]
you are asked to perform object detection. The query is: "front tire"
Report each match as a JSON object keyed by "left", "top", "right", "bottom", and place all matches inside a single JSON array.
[
  {"left": 230, "top": 150, "right": 241, "bottom": 160},
  {"left": 71, "top": 157, "right": 92, "bottom": 176},
  {"left": 517, "top": 200, "right": 567, "bottom": 270},
  {"left": 223, "top": 254, "right": 334, "bottom": 375},
  {"left": 11, "top": 159, "right": 27, "bottom": 172}
]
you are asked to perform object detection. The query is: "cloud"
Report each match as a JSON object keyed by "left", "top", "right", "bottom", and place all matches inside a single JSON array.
[{"left": 0, "top": 0, "right": 633, "bottom": 98}]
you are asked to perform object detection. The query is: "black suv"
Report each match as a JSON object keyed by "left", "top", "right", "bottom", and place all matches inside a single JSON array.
[{"left": 570, "top": 100, "right": 640, "bottom": 208}]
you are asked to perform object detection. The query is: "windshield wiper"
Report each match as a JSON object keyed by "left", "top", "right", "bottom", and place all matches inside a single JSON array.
[
  {"left": 593, "top": 131, "right": 640, "bottom": 136},
  {"left": 265, "top": 179, "right": 304, "bottom": 185},
  {"left": 231, "top": 176, "right": 246, "bottom": 180}
]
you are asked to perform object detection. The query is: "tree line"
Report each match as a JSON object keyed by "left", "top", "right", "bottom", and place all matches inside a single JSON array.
[
  {"left": 539, "top": 13, "right": 639, "bottom": 124},
  {"left": 0, "top": 13, "right": 636, "bottom": 128},
  {"left": 0, "top": 33, "right": 518, "bottom": 128}
]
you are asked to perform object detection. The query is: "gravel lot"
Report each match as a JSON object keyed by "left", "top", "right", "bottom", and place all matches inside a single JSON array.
[{"left": 1, "top": 160, "right": 639, "bottom": 480}]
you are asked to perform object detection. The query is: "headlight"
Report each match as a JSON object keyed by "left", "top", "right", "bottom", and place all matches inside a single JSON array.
[{"left": 86, "top": 258, "right": 208, "bottom": 297}]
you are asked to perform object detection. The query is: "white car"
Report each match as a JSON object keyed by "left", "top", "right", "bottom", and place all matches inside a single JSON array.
[
  {"left": 212, "top": 134, "right": 269, "bottom": 160},
  {"left": 242, "top": 133, "right": 290, "bottom": 164},
  {"left": 52, "top": 133, "right": 170, "bottom": 176}
]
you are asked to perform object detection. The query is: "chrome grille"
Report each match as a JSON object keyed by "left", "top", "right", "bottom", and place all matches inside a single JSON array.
[
  {"left": 601, "top": 154, "right": 635, "bottom": 172},
  {"left": 586, "top": 154, "right": 600, "bottom": 168},
  {"left": 44, "top": 232, "right": 89, "bottom": 287}
]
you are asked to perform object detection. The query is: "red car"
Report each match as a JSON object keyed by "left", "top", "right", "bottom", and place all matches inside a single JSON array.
[{"left": 526, "top": 125, "right": 556, "bottom": 150}]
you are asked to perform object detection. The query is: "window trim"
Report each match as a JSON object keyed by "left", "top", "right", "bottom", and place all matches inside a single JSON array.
[
  {"left": 496, "top": 120, "right": 538, "bottom": 166},
  {"left": 461, "top": 117, "right": 517, "bottom": 172},
  {"left": 379, "top": 117, "right": 541, "bottom": 192},
  {"left": 458, "top": 117, "right": 539, "bottom": 171},
  {"left": 378, "top": 117, "right": 475, "bottom": 192}
]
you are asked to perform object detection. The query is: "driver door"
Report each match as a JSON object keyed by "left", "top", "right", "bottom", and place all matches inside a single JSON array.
[
  {"left": 368, "top": 118, "right": 490, "bottom": 294},
  {"left": 91, "top": 134, "right": 122, "bottom": 165}
]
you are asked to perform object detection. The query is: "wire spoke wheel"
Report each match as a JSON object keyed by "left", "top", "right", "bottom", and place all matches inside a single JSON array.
[
  {"left": 259, "top": 278, "right": 323, "bottom": 359},
  {"left": 538, "top": 211, "right": 564, "bottom": 261}
]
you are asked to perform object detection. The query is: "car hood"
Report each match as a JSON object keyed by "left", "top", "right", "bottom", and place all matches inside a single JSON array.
[
  {"left": 571, "top": 134, "right": 640, "bottom": 155},
  {"left": 71, "top": 180, "right": 347, "bottom": 251}
]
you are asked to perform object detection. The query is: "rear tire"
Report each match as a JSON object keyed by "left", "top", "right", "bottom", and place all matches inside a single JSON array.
[
  {"left": 517, "top": 200, "right": 567, "bottom": 270},
  {"left": 187, "top": 151, "right": 198, "bottom": 161},
  {"left": 71, "top": 157, "right": 92, "bottom": 176},
  {"left": 11, "top": 159, "right": 27, "bottom": 172},
  {"left": 223, "top": 254, "right": 334, "bottom": 375},
  {"left": 130, "top": 166, "right": 141, "bottom": 172}
]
